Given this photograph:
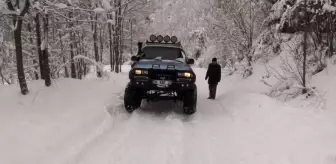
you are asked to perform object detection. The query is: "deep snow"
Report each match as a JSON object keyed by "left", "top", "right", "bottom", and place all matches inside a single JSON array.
[{"left": 1, "top": 65, "right": 336, "bottom": 164}]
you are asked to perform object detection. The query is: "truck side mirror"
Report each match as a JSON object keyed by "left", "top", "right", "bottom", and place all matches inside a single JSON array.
[
  {"left": 137, "top": 42, "right": 143, "bottom": 55},
  {"left": 131, "top": 56, "right": 138, "bottom": 61},
  {"left": 187, "top": 58, "right": 195, "bottom": 64}
]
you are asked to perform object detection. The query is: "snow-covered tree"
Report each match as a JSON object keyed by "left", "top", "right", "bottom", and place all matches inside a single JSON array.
[{"left": 0, "top": 0, "right": 151, "bottom": 93}]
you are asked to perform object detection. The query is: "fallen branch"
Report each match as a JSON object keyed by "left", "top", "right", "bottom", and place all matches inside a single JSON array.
[{"left": 260, "top": 78, "right": 272, "bottom": 87}]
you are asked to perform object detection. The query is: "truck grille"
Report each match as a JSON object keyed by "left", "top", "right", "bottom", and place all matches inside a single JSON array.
[{"left": 150, "top": 70, "right": 176, "bottom": 80}]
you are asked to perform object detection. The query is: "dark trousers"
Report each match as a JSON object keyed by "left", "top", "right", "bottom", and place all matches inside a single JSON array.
[{"left": 208, "top": 84, "right": 217, "bottom": 99}]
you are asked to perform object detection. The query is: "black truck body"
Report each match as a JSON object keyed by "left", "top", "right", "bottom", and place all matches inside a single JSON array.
[{"left": 124, "top": 35, "right": 197, "bottom": 114}]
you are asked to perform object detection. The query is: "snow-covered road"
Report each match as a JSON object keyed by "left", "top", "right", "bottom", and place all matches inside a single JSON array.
[
  {"left": 1, "top": 66, "right": 336, "bottom": 164},
  {"left": 65, "top": 68, "right": 235, "bottom": 164},
  {"left": 66, "top": 68, "right": 336, "bottom": 164}
]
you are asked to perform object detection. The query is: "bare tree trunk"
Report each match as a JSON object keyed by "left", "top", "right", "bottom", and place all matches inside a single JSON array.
[
  {"left": 302, "top": 0, "right": 308, "bottom": 94},
  {"left": 130, "top": 20, "right": 133, "bottom": 55},
  {"left": 302, "top": 33, "right": 307, "bottom": 92},
  {"left": 42, "top": 13, "right": 51, "bottom": 86},
  {"left": 330, "top": 33, "right": 334, "bottom": 57},
  {"left": 77, "top": 31, "right": 83, "bottom": 80},
  {"left": 84, "top": 52, "right": 88, "bottom": 76},
  {"left": 69, "top": 12, "right": 77, "bottom": 79},
  {"left": 0, "top": 67, "right": 5, "bottom": 84},
  {"left": 35, "top": 13, "right": 44, "bottom": 79},
  {"left": 15, "top": 15, "right": 28, "bottom": 91},
  {"left": 109, "top": 16, "right": 114, "bottom": 72},
  {"left": 114, "top": 0, "right": 121, "bottom": 73},
  {"left": 247, "top": 0, "right": 253, "bottom": 66},
  {"left": 112, "top": 24, "right": 115, "bottom": 71},
  {"left": 78, "top": 32, "right": 82, "bottom": 79},
  {"left": 100, "top": 26, "right": 104, "bottom": 63},
  {"left": 70, "top": 39, "right": 76, "bottom": 79},
  {"left": 82, "top": 29, "right": 87, "bottom": 77},
  {"left": 93, "top": 14, "right": 102, "bottom": 77},
  {"left": 120, "top": 19, "right": 123, "bottom": 72},
  {"left": 73, "top": 32, "right": 79, "bottom": 79},
  {"left": 7, "top": 0, "right": 29, "bottom": 95},
  {"left": 329, "top": 13, "right": 334, "bottom": 57},
  {"left": 114, "top": 30, "right": 120, "bottom": 73}
]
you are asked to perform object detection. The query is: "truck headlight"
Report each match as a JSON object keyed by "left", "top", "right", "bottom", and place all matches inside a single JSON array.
[
  {"left": 184, "top": 72, "right": 191, "bottom": 78},
  {"left": 135, "top": 69, "right": 148, "bottom": 75},
  {"left": 178, "top": 72, "right": 192, "bottom": 78}
]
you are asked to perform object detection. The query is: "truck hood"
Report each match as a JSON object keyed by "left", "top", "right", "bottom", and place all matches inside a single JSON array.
[{"left": 133, "top": 59, "right": 192, "bottom": 71}]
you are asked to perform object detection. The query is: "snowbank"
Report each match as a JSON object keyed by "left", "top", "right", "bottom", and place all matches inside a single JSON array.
[
  {"left": 0, "top": 74, "right": 127, "bottom": 164},
  {"left": 198, "top": 63, "right": 336, "bottom": 164},
  {"left": 214, "top": 90, "right": 336, "bottom": 164},
  {"left": 309, "top": 58, "right": 336, "bottom": 110}
]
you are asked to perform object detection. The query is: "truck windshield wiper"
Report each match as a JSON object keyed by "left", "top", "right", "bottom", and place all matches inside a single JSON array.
[
  {"left": 154, "top": 56, "right": 162, "bottom": 61},
  {"left": 174, "top": 58, "right": 185, "bottom": 63}
]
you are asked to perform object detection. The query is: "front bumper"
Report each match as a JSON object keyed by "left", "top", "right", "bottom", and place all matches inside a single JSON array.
[{"left": 130, "top": 76, "right": 195, "bottom": 91}]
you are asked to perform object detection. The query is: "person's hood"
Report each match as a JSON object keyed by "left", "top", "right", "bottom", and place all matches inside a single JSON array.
[{"left": 132, "top": 59, "right": 192, "bottom": 71}]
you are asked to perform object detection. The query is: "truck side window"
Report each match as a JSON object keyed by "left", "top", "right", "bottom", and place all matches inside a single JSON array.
[{"left": 181, "top": 51, "right": 187, "bottom": 62}]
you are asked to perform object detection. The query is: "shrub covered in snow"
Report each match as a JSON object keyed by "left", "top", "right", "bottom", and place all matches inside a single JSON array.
[
  {"left": 265, "top": 0, "right": 336, "bottom": 33},
  {"left": 252, "top": 28, "right": 282, "bottom": 63}
]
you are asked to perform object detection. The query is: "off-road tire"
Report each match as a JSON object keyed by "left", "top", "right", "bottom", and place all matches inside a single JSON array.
[
  {"left": 124, "top": 82, "right": 142, "bottom": 113},
  {"left": 183, "top": 85, "right": 197, "bottom": 115}
]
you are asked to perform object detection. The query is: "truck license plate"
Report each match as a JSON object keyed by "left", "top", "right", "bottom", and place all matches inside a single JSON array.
[{"left": 153, "top": 80, "right": 171, "bottom": 87}]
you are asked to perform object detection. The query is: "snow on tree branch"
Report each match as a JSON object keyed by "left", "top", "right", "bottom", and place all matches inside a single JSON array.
[
  {"left": 93, "top": 7, "right": 105, "bottom": 14},
  {"left": 323, "top": 4, "right": 336, "bottom": 12}
]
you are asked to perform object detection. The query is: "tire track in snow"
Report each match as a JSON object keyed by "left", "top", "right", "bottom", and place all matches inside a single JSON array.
[
  {"left": 164, "top": 113, "right": 186, "bottom": 164},
  {"left": 50, "top": 92, "right": 131, "bottom": 164},
  {"left": 69, "top": 101, "right": 188, "bottom": 164},
  {"left": 104, "top": 110, "right": 147, "bottom": 164},
  {"left": 182, "top": 108, "right": 214, "bottom": 164},
  {"left": 104, "top": 110, "right": 187, "bottom": 164},
  {"left": 182, "top": 97, "right": 233, "bottom": 164},
  {"left": 65, "top": 99, "right": 139, "bottom": 164},
  {"left": 73, "top": 112, "right": 141, "bottom": 164}
]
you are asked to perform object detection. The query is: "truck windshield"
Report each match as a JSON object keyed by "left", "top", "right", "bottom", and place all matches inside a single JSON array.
[{"left": 141, "top": 47, "right": 183, "bottom": 60}]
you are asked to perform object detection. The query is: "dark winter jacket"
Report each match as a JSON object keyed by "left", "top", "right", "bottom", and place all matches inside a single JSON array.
[{"left": 205, "top": 63, "right": 221, "bottom": 84}]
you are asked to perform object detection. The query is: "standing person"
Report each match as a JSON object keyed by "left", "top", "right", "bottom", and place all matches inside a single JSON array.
[{"left": 205, "top": 58, "right": 221, "bottom": 99}]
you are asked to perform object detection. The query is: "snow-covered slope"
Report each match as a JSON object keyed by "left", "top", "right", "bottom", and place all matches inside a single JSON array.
[{"left": 1, "top": 65, "right": 336, "bottom": 164}]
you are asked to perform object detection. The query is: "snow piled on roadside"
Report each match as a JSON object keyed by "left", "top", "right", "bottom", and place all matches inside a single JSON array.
[
  {"left": 0, "top": 72, "right": 128, "bottom": 164},
  {"left": 309, "top": 58, "right": 336, "bottom": 110},
  {"left": 211, "top": 91, "right": 336, "bottom": 164},
  {"left": 208, "top": 60, "right": 336, "bottom": 164}
]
